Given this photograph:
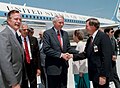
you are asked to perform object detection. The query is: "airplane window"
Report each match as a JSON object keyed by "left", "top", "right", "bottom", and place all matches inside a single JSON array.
[
  {"left": 22, "top": 15, "right": 24, "bottom": 18},
  {"left": 43, "top": 17, "right": 45, "bottom": 20},
  {"left": 33, "top": 16, "right": 35, "bottom": 19},
  {"left": 37, "top": 16, "right": 39, "bottom": 19},
  {"left": 49, "top": 18, "right": 51, "bottom": 20},
  {"left": 46, "top": 17, "right": 48, "bottom": 20},
  {"left": 30, "top": 15, "right": 32, "bottom": 18},
  {"left": 4, "top": 13, "right": 7, "bottom": 16},
  {"left": 40, "top": 17, "right": 42, "bottom": 19},
  {"left": 49, "top": 17, "right": 51, "bottom": 20}
]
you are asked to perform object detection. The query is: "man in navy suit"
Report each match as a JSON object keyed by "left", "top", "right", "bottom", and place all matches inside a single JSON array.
[
  {"left": 43, "top": 15, "right": 78, "bottom": 88},
  {"left": 70, "top": 18, "right": 113, "bottom": 88}
]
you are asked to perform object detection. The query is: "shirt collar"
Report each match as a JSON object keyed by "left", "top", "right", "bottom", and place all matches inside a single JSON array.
[
  {"left": 54, "top": 27, "right": 61, "bottom": 34},
  {"left": 21, "top": 36, "right": 29, "bottom": 41},
  {"left": 92, "top": 30, "right": 98, "bottom": 40}
]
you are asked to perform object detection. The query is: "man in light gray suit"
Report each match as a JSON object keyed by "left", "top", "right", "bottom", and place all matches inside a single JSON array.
[{"left": 0, "top": 10, "right": 24, "bottom": 88}]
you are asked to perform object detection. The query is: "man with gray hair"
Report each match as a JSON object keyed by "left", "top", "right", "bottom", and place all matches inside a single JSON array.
[
  {"left": 43, "top": 15, "right": 78, "bottom": 88},
  {"left": 19, "top": 23, "right": 41, "bottom": 88},
  {"left": 0, "top": 10, "right": 24, "bottom": 88}
]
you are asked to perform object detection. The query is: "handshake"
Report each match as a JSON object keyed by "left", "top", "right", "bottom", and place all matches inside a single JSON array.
[{"left": 61, "top": 53, "right": 73, "bottom": 61}]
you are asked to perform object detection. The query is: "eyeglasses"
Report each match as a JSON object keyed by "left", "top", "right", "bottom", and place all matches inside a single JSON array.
[{"left": 39, "top": 34, "right": 42, "bottom": 35}]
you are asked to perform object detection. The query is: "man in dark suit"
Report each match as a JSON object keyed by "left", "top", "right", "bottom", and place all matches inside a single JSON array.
[
  {"left": 104, "top": 28, "right": 120, "bottom": 88},
  {"left": 19, "top": 23, "right": 41, "bottom": 88},
  {"left": 43, "top": 15, "right": 78, "bottom": 88},
  {"left": 0, "top": 10, "right": 24, "bottom": 88},
  {"left": 28, "top": 27, "right": 34, "bottom": 37},
  {"left": 70, "top": 18, "right": 113, "bottom": 88}
]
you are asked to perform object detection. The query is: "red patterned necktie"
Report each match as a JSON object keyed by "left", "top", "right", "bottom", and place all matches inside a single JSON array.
[
  {"left": 57, "top": 31, "right": 62, "bottom": 47},
  {"left": 24, "top": 37, "right": 30, "bottom": 63}
]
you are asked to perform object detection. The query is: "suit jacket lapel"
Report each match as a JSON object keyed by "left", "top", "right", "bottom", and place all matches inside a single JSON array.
[
  {"left": 6, "top": 27, "right": 23, "bottom": 54},
  {"left": 61, "top": 30, "right": 65, "bottom": 50}
]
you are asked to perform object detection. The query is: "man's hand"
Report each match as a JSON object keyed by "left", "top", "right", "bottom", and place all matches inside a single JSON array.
[
  {"left": 67, "top": 53, "right": 73, "bottom": 59},
  {"left": 61, "top": 53, "right": 69, "bottom": 60},
  {"left": 37, "top": 69, "right": 41, "bottom": 76},
  {"left": 112, "top": 55, "right": 117, "bottom": 61},
  {"left": 99, "top": 76, "right": 106, "bottom": 85},
  {"left": 79, "top": 72, "right": 84, "bottom": 77},
  {"left": 61, "top": 53, "right": 73, "bottom": 60},
  {"left": 12, "top": 84, "right": 20, "bottom": 88}
]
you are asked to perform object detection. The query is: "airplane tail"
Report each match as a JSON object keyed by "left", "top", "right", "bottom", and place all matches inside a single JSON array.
[{"left": 112, "top": 0, "right": 120, "bottom": 22}]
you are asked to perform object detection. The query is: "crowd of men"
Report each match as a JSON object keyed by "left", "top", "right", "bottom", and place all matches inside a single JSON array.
[{"left": 0, "top": 10, "right": 120, "bottom": 88}]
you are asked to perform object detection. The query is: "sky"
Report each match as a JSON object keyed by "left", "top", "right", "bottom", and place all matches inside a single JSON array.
[{"left": 0, "top": 0, "right": 118, "bottom": 19}]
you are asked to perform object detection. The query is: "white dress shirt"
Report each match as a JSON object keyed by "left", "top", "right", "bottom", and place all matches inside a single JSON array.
[{"left": 21, "top": 36, "right": 32, "bottom": 60}]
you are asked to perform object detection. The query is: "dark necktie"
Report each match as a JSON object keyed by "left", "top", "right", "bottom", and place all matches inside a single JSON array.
[
  {"left": 16, "top": 32, "right": 20, "bottom": 43},
  {"left": 24, "top": 37, "right": 30, "bottom": 64},
  {"left": 86, "top": 36, "right": 93, "bottom": 57},
  {"left": 90, "top": 36, "right": 93, "bottom": 45},
  {"left": 57, "top": 31, "right": 62, "bottom": 47}
]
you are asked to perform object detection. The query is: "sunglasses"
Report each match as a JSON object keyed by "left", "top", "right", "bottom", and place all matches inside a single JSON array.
[
  {"left": 21, "top": 29, "right": 28, "bottom": 31},
  {"left": 111, "top": 30, "right": 114, "bottom": 33}
]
